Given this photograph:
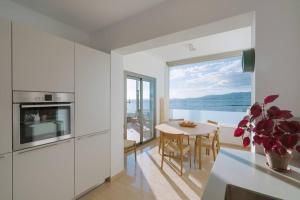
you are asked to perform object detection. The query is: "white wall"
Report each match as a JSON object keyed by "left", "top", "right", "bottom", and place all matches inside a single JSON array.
[
  {"left": 110, "top": 52, "right": 124, "bottom": 177},
  {"left": 0, "top": 0, "right": 90, "bottom": 45},
  {"left": 123, "top": 52, "right": 167, "bottom": 124}
]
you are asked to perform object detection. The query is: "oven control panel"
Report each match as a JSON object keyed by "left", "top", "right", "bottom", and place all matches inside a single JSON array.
[{"left": 13, "top": 91, "right": 74, "bottom": 103}]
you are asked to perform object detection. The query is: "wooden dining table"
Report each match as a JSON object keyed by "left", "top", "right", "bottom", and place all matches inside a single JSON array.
[
  {"left": 155, "top": 121, "right": 217, "bottom": 137},
  {"left": 155, "top": 121, "right": 218, "bottom": 169}
]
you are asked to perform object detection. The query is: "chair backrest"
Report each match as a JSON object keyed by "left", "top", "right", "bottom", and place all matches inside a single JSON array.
[
  {"left": 207, "top": 120, "right": 218, "bottom": 125},
  {"left": 161, "top": 132, "right": 185, "bottom": 147},
  {"left": 207, "top": 120, "right": 220, "bottom": 147}
]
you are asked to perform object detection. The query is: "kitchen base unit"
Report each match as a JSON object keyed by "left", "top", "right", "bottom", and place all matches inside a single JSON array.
[
  {"left": 0, "top": 153, "right": 12, "bottom": 200},
  {"left": 75, "top": 131, "right": 110, "bottom": 198},
  {"left": 13, "top": 139, "right": 75, "bottom": 200}
]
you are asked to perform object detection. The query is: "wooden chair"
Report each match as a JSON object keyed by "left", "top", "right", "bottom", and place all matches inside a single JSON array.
[
  {"left": 158, "top": 119, "right": 189, "bottom": 154},
  {"left": 194, "top": 120, "right": 220, "bottom": 169},
  {"left": 124, "top": 139, "right": 137, "bottom": 161},
  {"left": 160, "top": 132, "right": 192, "bottom": 176}
]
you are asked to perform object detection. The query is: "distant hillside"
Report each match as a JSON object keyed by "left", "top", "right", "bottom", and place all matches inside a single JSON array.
[{"left": 170, "top": 92, "right": 251, "bottom": 112}]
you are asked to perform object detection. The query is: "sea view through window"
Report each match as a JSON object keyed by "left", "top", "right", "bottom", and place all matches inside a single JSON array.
[{"left": 169, "top": 56, "right": 252, "bottom": 126}]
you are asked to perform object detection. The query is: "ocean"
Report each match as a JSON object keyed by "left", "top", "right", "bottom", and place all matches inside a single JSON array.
[{"left": 127, "top": 92, "right": 251, "bottom": 125}]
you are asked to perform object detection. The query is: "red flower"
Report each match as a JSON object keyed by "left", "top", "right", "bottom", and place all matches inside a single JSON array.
[
  {"left": 279, "top": 121, "right": 300, "bottom": 134},
  {"left": 238, "top": 119, "right": 248, "bottom": 127},
  {"left": 296, "top": 145, "right": 300, "bottom": 153},
  {"left": 253, "top": 135, "right": 263, "bottom": 144},
  {"left": 235, "top": 94, "right": 300, "bottom": 155},
  {"left": 280, "top": 134, "right": 299, "bottom": 149},
  {"left": 234, "top": 128, "right": 244, "bottom": 137},
  {"left": 243, "top": 137, "right": 250, "bottom": 147},
  {"left": 263, "top": 137, "right": 275, "bottom": 151},
  {"left": 279, "top": 110, "right": 293, "bottom": 119},
  {"left": 250, "top": 103, "right": 262, "bottom": 118},
  {"left": 264, "top": 94, "right": 279, "bottom": 104},
  {"left": 267, "top": 106, "right": 281, "bottom": 119}
]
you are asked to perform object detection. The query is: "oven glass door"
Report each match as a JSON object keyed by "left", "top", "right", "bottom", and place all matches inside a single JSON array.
[{"left": 19, "top": 104, "right": 72, "bottom": 145}]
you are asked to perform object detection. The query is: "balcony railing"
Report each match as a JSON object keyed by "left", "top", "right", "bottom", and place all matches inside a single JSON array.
[{"left": 170, "top": 109, "right": 246, "bottom": 126}]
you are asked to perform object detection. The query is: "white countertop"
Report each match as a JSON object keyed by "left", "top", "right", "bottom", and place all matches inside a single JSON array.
[{"left": 202, "top": 148, "right": 300, "bottom": 200}]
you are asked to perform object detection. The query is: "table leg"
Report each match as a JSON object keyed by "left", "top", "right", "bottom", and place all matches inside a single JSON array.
[{"left": 198, "top": 136, "right": 202, "bottom": 169}]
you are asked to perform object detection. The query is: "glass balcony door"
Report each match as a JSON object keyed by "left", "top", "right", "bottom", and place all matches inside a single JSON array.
[{"left": 125, "top": 72, "right": 156, "bottom": 144}]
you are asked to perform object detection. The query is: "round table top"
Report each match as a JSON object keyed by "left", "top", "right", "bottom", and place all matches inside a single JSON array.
[{"left": 155, "top": 121, "right": 217, "bottom": 136}]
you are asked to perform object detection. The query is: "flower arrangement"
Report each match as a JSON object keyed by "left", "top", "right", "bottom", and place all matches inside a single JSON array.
[{"left": 234, "top": 94, "right": 300, "bottom": 155}]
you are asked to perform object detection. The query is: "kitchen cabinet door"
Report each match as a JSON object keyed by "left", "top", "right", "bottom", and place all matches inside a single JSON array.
[
  {"left": 75, "top": 131, "right": 110, "bottom": 197},
  {"left": 12, "top": 22, "right": 74, "bottom": 92},
  {"left": 0, "top": 18, "right": 12, "bottom": 154},
  {"left": 13, "top": 139, "right": 74, "bottom": 200},
  {"left": 0, "top": 153, "right": 12, "bottom": 200},
  {"left": 75, "top": 44, "right": 110, "bottom": 137}
]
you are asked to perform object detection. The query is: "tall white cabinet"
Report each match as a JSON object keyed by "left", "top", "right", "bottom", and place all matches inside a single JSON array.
[
  {"left": 75, "top": 44, "right": 110, "bottom": 137},
  {"left": 13, "top": 139, "right": 74, "bottom": 200},
  {"left": 0, "top": 18, "right": 12, "bottom": 200},
  {"left": 0, "top": 18, "right": 12, "bottom": 155},
  {"left": 75, "top": 44, "right": 111, "bottom": 197},
  {"left": 12, "top": 22, "right": 75, "bottom": 92}
]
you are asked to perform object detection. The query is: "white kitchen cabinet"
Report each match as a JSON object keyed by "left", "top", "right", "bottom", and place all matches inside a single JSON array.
[
  {"left": 75, "top": 131, "right": 110, "bottom": 197},
  {"left": 0, "top": 153, "right": 12, "bottom": 200},
  {"left": 75, "top": 44, "right": 110, "bottom": 137},
  {"left": 12, "top": 22, "right": 74, "bottom": 92},
  {"left": 0, "top": 18, "right": 12, "bottom": 154},
  {"left": 13, "top": 139, "right": 75, "bottom": 200}
]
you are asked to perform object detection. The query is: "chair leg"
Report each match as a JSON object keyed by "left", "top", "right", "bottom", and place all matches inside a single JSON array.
[
  {"left": 212, "top": 148, "right": 216, "bottom": 161},
  {"left": 161, "top": 154, "right": 164, "bottom": 169},
  {"left": 198, "top": 137, "right": 202, "bottom": 169},
  {"left": 161, "top": 148, "right": 164, "bottom": 169},
  {"left": 134, "top": 145, "right": 137, "bottom": 162},
  {"left": 194, "top": 137, "right": 198, "bottom": 164},
  {"left": 158, "top": 135, "right": 161, "bottom": 153},
  {"left": 189, "top": 149, "right": 192, "bottom": 168},
  {"left": 180, "top": 152, "right": 183, "bottom": 176}
]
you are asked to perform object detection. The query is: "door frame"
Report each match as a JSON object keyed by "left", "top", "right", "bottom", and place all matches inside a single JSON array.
[{"left": 124, "top": 71, "right": 156, "bottom": 144}]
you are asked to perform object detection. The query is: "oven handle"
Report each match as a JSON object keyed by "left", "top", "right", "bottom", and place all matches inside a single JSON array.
[
  {"left": 0, "top": 154, "right": 7, "bottom": 159},
  {"left": 17, "top": 139, "right": 72, "bottom": 155},
  {"left": 21, "top": 103, "right": 72, "bottom": 108}
]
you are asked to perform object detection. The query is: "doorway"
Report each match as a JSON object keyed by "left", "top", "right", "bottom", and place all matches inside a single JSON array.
[{"left": 124, "top": 71, "right": 156, "bottom": 144}]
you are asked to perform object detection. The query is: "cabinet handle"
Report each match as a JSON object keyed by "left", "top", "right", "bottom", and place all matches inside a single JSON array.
[
  {"left": 0, "top": 155, "right": 6, "bottom": 159},
  {"left": 77, "top": 130, "right": 109, "bottom": 140},
  {"left": 17, "top": 139, "right": 71, "bottom": 155}
]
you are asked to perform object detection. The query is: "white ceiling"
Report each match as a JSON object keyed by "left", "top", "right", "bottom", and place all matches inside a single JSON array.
[
  {"left": 146, "top": 27, "right": 252, "bottom": 62},
  {"left": 10, "top": 0, "right": 169, "bottom": 32}
]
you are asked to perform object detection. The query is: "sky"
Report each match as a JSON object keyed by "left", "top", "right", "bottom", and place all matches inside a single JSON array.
[
  {"left": 127, "top": 79, "right": 150, "bottom": 100},
  {"left": 169, "top": 56, "right": 252, "bottom": 99}
]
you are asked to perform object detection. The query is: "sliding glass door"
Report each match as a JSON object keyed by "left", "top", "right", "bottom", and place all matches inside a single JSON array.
[{"left": 125, "top": 72, "right": 156, "bottom": 144}]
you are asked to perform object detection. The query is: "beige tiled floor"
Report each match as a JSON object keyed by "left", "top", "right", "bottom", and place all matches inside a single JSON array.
[{"left": 79, "top": 139, "right": 220, "bottom": 200}]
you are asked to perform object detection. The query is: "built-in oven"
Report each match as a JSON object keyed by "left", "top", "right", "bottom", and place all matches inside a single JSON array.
[{"left": 13, "top": 91, "right": 74, "bottom": 151}]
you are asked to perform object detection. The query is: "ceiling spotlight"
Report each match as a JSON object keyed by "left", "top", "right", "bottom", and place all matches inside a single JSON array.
[{"left": 187, "top": 43, "right": 196, "bottom": 52}]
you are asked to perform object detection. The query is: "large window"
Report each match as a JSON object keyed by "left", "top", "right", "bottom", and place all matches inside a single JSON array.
[{"left": 169, "top": 56, "right": 252, "bottom": 125}]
